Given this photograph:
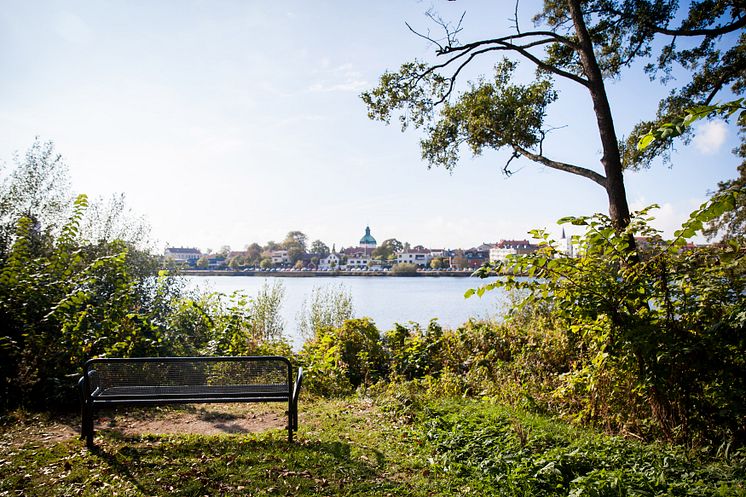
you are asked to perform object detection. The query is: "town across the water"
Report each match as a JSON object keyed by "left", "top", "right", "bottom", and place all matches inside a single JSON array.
[{"left": 163, "top": 226, "right": 576, "bottom": 274}]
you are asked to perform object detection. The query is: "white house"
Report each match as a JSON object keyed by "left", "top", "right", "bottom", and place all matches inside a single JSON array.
[
  {"left": 489, "top": 240, "right": 536, "bottom": 262},
  {"left": 270, "top": 250, "right": 289, "bottom": 265},
  {"left": 164, "top": 247, "right": 201, "bottom": 263},
  {"left": 319, "top": 252, "right": 341, "bottom": 270},
  {"left": 346, "top": 255, "right": 371, "bottom": 269},
  {"left": 397, "top": 247, "right": 432, "bottom": 267}
]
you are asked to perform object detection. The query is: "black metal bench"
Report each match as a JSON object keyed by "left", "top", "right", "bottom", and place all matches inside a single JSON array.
[{"left": 79, "top": 356, "right": 303, "bottom": 448}]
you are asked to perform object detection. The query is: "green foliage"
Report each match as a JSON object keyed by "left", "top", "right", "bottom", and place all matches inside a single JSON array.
[
  {"left": 391, "top": 262, "right": 418, "bottom": 275},
  {"left": 299, "top": 318, "right": 388, "bottom": 397},
  {"left": 297, "top": 284, "right": 354, "bottom": 340},
  {"left": 469, "top": 190, "right": 746, "bottom": 445},
  {"left": 385, "top": 320, "right": 447, "bottom": 381},
  {"left": 409, "top": 399, "right": 746, "bottom": 497},
  {"left": 249, "top": 280, "right": 285, "bottom": 342},
  {"left": 0, "top": 193, "right": 175, "bottom": 407},
  {"left": 422, "top": 63, "right": 557, "bottom": 171},
  {"left": 637, "top": 99, "right": 745, "bottom": 151},
  {"left": 4, "top": 398, "right": 745, "bottom": 496},
  {"left": 0, "top": 141, "right": 292, "bottom": 410},
  {"left": 310, "top": 239, "right": 330, "bottom": 258}
]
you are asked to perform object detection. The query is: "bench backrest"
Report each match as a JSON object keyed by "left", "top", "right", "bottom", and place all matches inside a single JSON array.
[{"left": 83, "top": 356, "right": 292, "bottom": 395}]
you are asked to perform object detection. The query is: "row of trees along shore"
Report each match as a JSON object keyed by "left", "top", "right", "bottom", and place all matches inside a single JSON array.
[{"left": 0, "top": 0, "right": 744, "bottom": 452}]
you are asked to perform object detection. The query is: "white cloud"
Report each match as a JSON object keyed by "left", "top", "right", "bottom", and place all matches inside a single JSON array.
[
  {"left": 306, "top": 80, "right": 368, "bottom": 93},
  {"left": 693, "top": 120, "right": 727, "bottom": 154},
  {"left": 306, "top": 63, "right": 367, "bottom": 93},
  {"left": 629, "top": 197, "right": 708, "bottom": 241}
]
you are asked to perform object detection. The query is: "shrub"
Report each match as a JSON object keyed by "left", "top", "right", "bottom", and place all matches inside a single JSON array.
[
  {"left": 300, "top": 318, "right": 387, "bottom": 396},
  {"left": 470, "top": 191, "right": 746, "bottom": 446},
  {"left": 391, "top": 263, "right": 418, "bottom": 275}
]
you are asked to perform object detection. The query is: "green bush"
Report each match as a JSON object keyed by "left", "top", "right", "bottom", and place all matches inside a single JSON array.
[
  {"left": 391, "top": 263, "right": 418, "bottom": 275},
  {"left": 300, "top": 318, "right": 387, "bottom": 396},
  {"left": 470, "top": 191, "right": 746, "bottom": 446}
]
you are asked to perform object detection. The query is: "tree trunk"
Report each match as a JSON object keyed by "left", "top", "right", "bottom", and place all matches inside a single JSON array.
[{"left": 567, "top": 0, "right": 633, "bottom": 232}]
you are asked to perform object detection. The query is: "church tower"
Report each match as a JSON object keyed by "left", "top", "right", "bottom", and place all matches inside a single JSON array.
[{"left": 359, "top": 226, "right": 377, "bottom": 255}]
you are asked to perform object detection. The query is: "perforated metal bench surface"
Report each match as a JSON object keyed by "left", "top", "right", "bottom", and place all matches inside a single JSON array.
[{"left": 79, "top": 356, "right": 303, "bottom": 448}]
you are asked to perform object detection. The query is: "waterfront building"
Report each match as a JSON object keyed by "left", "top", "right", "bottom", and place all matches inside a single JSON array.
[
  {"left": 463, "top": 247, "right": 490, "bottom": 268},
  {"left": 489, "top": 240, "right": 537, "bottom": 262},
  {"left": 397, "top": 246, "right": 432, "bottom": 267},
  {"left": 319, "top": 251, "right": 341, "bottom": 270},
  {"left": 347, "top": 254, "right": 371, "bottom": 269},
  {"left": 270, "top": 250, "right": 289, "bottom": 265},
  {"left": 164, "top": 247, "right": 202, "bottom": 263}
]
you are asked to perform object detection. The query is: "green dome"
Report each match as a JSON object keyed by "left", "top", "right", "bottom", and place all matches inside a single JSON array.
[{"left": 360, "top": 226, "right": 376, "bottom": 245}]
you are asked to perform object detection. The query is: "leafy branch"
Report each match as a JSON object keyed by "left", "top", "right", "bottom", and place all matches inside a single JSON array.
[{"left": 637, "top": 98, "right": 745, "bottom": 151}]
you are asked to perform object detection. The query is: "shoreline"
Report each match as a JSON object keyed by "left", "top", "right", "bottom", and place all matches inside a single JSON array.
[{"left": 178, "top": 269, "right": 476, "bottom": 277}]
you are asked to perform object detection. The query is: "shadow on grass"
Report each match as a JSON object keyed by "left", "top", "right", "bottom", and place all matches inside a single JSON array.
[{"left": 89, "top": 435, "right": 399, "bottom": 496}]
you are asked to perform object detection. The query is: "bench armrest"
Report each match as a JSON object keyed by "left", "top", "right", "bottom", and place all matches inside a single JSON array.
[
  {"left": 80, "top": 369, "right": 101, "bottom": 397},
  {"left": 292, "top": 367, "right": 303, "bottom": 406}
]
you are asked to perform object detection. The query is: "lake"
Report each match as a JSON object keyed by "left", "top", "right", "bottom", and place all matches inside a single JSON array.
[{"left": 184, "top": 276, "right": 509, "bottom": 348}]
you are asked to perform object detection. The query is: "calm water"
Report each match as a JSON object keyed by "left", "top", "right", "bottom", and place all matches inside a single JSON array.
[{"left": 184, "top": 276, "right": 509, "bottom": 348}]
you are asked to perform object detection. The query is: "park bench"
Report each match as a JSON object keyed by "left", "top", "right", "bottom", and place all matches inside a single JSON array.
[{"left": 79, "top": 356, "right": 303, "bottom": 448}]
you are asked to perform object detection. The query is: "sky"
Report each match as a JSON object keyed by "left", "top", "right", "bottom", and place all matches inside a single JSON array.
[{"left": 0, "top": 1, "right": 741, "bottom": 253}]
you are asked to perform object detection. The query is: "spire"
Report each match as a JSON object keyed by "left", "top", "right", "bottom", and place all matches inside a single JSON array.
[{"left": 561, "top": 228, "right": 566, "bottom": 239}]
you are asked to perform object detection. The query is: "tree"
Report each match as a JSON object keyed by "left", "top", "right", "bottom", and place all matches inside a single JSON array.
[
  {"left": 0, "top": 139, "right": 71, "bottom": 260},
  {"left": 372, "top": 238, "right": 404, "bottom": 260},
  {"left": 259, "top": 257, "right": 272, "bottom": 269},
  {"left": 196, "top": 256, "right": 209, "bottom": 269},
  {"left": 264, "top": 240, "right": 280, "bottom": 252},
  {"left": 283, "top": 231, "right": 307, "bottom": 251},
  {"left": 362, "top": 1, "right": 745, "bottom": 232},
  {"left": 217, "top": 245, "right": 231, "bottom": 258},
  {"left": 283, "top": 231, "right": 307, "bottom": 263},
  {"left": 430, "top": 257, "right": 443, "bottom": 269},
  {"left": 310, "top": 239, "right": 330, "bottom": 257},
  {"left": 245, "top": 243, "right": 263, "bottom": 265}
]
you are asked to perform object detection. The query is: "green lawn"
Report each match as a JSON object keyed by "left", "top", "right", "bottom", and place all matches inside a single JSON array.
[{"left": 1, "top": 398, "right": 744, "bottom": 496}]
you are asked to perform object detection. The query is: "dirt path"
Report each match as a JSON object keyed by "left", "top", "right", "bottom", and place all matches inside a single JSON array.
[{"left": 1, "top": 404, "right": 288, "bottom": 449}]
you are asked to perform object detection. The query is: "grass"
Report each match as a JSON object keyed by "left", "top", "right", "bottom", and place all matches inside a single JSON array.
[
  {"left": 0, "top": 399, "right": 449, "bottom": 496},
  {"left": 1, "top": 397, "right": 745, "bottom": 496}
]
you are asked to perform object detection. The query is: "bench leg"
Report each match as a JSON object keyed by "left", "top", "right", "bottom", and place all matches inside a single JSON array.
[{"left": 83, "top": 403, "right": 95, "bottom": 449}]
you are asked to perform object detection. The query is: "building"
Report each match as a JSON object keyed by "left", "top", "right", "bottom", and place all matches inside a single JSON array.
[
  {"left": 397, "top": 246, "right": 432, "bottom": 267},
  {"left": 164, "top": 247, "right": 201, "bottom": 263},
  {"left": 359, "top": 226, "right": 377, "bottom": 255},
  {"left": 319, "top": 252, "right": 341, "bottom": 270},
  {"left": 557, "top": 228, "right": 575, "bottom": 257},
  {"left": 489, "top": 240, "right": 537, "bottom": 262},
  {"left": 463, "top": 247, "right": 490, "bottom": 268},
  {"left": 270, "top": 250, "right": 289, "bottom": 265}
]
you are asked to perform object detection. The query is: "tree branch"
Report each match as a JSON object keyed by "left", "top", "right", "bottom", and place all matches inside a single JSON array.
[
  {"left": 512, "top": 144, "right": 607, "bottom": 187},
  {"left": 495, "top": 39, "right": 590, "bottom": 87},
  {"left": 415, "top": 35, "right": 589, "bottom": 95},
  {"left": 650, "top": 15, "right": 746, "bottom": 37},
  {"left": 440, "top": 30, "right": 579, "bottom": 55}
]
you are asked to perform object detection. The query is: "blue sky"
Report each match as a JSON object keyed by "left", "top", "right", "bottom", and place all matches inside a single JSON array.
[{"left": 0, "top": 1, "right": 740, "bottom": 252}]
